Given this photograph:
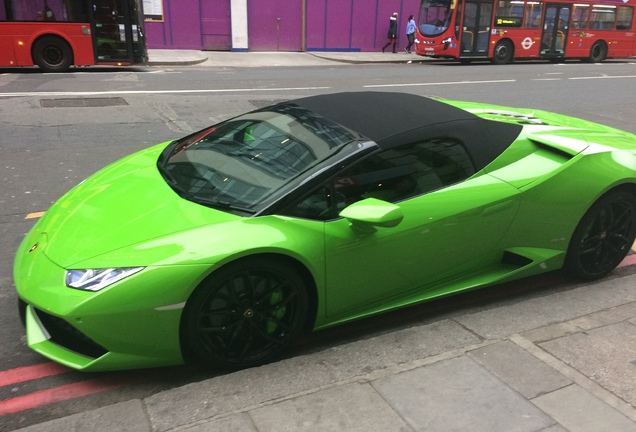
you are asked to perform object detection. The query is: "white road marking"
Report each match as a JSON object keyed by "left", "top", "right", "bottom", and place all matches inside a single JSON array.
[
  {"left": 364, "top": 79, "right": 516, "bottom": 88},
  {"left": 0, "top": 86, "right": 330, "bottom": 98}
]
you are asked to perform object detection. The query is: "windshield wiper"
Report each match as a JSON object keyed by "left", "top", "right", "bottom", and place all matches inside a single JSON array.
[{"left": 192, "top": 196, "right": 255, "bottom": 214}]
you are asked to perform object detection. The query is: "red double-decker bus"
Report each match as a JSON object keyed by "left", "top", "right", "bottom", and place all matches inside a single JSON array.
[
  {"left": 415, "top": 0, "right": 635, "bottom": 63},
  {"left": 0, "top": 0, "right": 147, "bottom": 72}
]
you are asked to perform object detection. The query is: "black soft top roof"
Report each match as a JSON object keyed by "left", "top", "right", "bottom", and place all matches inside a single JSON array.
[{"left": 292, "top": 92, "right": 522, "bottom": 172}]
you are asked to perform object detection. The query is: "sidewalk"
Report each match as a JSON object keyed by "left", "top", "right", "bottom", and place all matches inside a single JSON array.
[
  {"left": 146, "top": 49, "right": 429, "bottom": 67},
  {"left": 144, "top": 49, "right": 636, "bottom": 67},
  {"left": 14, "top": 258, "right": 636, "bottom": 432}
]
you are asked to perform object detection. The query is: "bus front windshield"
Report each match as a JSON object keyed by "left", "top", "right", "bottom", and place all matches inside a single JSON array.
[{"left": 419, "top": 0, "right": 453, "bottom": 36}]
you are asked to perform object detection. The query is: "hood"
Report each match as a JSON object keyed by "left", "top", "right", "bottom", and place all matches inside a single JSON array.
[{"left": 40, "top": 145, "right": 238, "bottom": 267}]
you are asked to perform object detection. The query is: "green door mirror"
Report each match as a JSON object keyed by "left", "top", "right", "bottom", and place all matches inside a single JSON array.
[{"left": 339, "top": 198, "right": 404, "bottom": 232}]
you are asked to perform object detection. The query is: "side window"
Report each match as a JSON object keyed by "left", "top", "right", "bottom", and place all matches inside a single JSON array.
[
  {"left": 284, "top": 138, "right": 475, "bottom": 220},
  {"left": 571, "top": 5, "right": 589, "bottom": 30},
  {"left": 590, "top": 6, "right": 616, "bottom": 30},
  {"left": 616, "top": 6, "right": 633, "bottom": 30},
  {"left": 495, "top": 0, "right": 524, "bottom": 27},
  {"left": 524, "top": 3, "right": 544, "bottom": 29}
]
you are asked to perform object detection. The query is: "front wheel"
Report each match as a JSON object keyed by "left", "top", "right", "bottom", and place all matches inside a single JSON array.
[
  {"left": 32, "top": 36, "right": 73, "bottom": 72},
  {"left": 492, "top": 40, "right": 514, "bottom": 65},
  {"left": 564, "top": 191, "right": 636, "bottom": 280},
  {"left": 182, "top": 257, "right": 309, "bottom": 369}
]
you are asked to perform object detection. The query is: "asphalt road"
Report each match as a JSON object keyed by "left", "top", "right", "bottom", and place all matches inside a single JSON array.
[{"left": 1, "top": 59, "right": 635, "bottom": 430}]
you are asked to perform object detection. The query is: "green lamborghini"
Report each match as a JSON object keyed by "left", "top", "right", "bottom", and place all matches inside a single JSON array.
[{"left": 14, "top": 92, "right": 636, "bottom": 371}]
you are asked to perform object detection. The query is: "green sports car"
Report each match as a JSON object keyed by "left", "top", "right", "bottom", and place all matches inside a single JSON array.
[{"left": 14, "top": 92, "right": 636, "bottom": 371}]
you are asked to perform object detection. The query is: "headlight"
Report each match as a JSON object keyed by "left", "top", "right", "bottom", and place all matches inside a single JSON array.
[{"left": 66, "top": 267, "right": 144, "bottom": 292}]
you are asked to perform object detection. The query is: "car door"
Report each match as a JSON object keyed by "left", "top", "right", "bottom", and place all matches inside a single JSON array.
[{"left": 320, "top": 138, "right": 521, "bottom": 318}]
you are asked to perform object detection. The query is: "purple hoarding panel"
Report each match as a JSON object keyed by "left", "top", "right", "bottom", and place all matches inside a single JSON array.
[
  {"left": 201, "top": 0, "right": 231, "bottom": 50},
  {"left": 145, "top": 21, "right": 166, "bottom": 48},
  {"left": 351, "top": 0, "right": 381, "bottom": 50},
  {"left": 144, "top": 0, "right": 422, "bottom": 52},
  {"left": 325, "top": 1, "right": 354, "bottom": 48},
  {"left": 248, "top": 0, "right": 302, "bottom": 51},
  {"left": 306, "top": 0, "right": 328, "bottom": 49},
  {"left": 168, "top": 0, "right": 202, "bottom": 49}
]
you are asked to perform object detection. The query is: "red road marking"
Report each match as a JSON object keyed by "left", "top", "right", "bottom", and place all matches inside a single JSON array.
[
  {"left": 0, "top": 376, "right": 125, "bottom": 416},
  {"left": 1, "top": 249, "right": 634, "bottom": 417},
  {"left": 618, "top": 253, "right": 636, "bottom": 268},
  {"left": 0, "top": 362, "right": 71, "bottom": 387}
]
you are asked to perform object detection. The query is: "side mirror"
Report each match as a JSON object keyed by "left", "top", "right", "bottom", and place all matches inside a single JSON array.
[{"left": 339, "top": 198, "right": 404, "bottom": 233}]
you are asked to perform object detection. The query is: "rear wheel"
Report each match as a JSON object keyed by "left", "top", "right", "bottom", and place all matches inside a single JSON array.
[
  {"left": 587, "top": 41, "right": 607, "bottom": 63},
  {"left": 32, "top": 36, "right": 73, "bottom": 72},
  {"left": 182, "top": 257, "right": 309, "bottom": 369},
  {"left": 492, "top": 40, "right": 514, "bottom": 65},
  {"left": 564, "top": 191, "right": 636, "bottom": 280}
]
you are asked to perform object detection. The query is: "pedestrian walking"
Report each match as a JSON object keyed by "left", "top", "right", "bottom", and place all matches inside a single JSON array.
[
  {"left": 405, "top": 14, "right": 416, "bottom": 53},
  {"left": 382, "top": 12, "right": 399, "bottom": 53}
]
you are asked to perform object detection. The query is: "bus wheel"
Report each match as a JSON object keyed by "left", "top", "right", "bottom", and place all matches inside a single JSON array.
[
  {"left": 492, "top": 41, "right": 513, "bottom": 65},
  {"left": 32, "top": 36, "right": 74, "bottom": 73},
  {"left": 587, "top": 41, "right": 607, "bottom": 63}
]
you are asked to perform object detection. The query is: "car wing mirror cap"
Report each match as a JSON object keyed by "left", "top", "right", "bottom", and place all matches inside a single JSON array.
[{"left": 339, "top": 198, "right": 404, "bottom": 232}]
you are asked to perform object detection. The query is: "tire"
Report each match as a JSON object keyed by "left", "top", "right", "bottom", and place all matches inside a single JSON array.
[
  {"left": 492, "top": 40, "right": 514, "bottom": 65},
  {"left": 32, "top": 36, "right": 73, "bottom": 72},
  {"left": 587, "top": 41, "right": 607, "bottom": 63},
  {"left": 182, "top": 257, "right": 309, "bottom": 369},
  {"left": 564, "top": 191, "right": 636, "bottom": 280}
]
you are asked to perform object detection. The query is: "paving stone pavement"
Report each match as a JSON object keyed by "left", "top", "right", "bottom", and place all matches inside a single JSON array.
[{"left": 13, "top": 266, "right": 636, "bottom": 432}]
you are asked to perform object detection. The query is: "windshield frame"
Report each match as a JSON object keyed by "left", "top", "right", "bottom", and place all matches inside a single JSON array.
[
  {"left": 157, "top": 103, "right": 372, "bottom": 216},
  {"left": 419, "top": 0, "right": 454, "bottom": 36}
]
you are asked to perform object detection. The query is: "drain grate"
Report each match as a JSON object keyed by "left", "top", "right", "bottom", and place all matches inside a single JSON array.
[{"left": 40, "top": 97, "right": 128, "bottom": 108}]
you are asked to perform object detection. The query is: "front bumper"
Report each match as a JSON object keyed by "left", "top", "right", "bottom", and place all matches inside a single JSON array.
[{"left": 14, "top": 237, "right": 212, "bottom": 371}]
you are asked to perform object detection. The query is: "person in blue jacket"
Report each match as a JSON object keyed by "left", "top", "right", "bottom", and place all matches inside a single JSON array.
[
  {"left": 405, "top": 14, "right": 416, "bottom": 53},
  {"left": 382, "top": 12, "right": 399, "bottom": 53}
]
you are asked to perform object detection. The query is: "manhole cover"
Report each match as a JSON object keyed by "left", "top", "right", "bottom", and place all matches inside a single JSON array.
[{"left": 40, "top": 97, "right": 128, "bottom": 108}]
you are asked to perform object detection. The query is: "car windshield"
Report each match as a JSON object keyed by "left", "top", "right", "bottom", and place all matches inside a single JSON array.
[{"left": 158, "top": 103, "right": 365, "bottom": 214}]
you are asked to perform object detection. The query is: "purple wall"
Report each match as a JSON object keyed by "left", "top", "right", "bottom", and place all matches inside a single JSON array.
[
  {"left": 145, "top": 0, "right": 203, "bottom": 49},
  {"left": 306, "top": 0, "right": 420, "bottom": 51},
  {"left": 201, "top": 0, "right": 231, "bottom": 50},
  {"left": 248, "top": 0, "right": 302, "bottom": 51},
  {"left": 146, "top": 0, "right": 421, "bottom": 52}
]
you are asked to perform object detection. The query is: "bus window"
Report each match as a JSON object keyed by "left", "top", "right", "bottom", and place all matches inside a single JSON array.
[
  {"left": 616, "top": 6, "right": 633, "bottom": 30},
  {"left": 524, "top": 1, "right": 543, "bottom": 28},
  {"left": 495, "top": 0, "right": 524, "bottom": 26},
  {"left": 590, "top": 5, "right": 616, "bottom": 30},
  {"left": 571, "top": 4, "right": 589, "bottom": 29},
  {"left": 419, "top": 0, "right": 453, "bottom": 36},
  {"left": 6, "top": 0, "right": 89, "bottom": 22}
]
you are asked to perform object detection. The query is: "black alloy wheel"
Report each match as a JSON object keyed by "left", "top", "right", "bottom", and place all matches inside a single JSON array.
[
  {"left": 182, "top": 258, "right": 309, "bottom": 369},
  {"left": 564, "top": 191, "right": 636, "bottom": 280}
]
